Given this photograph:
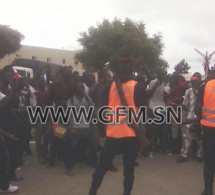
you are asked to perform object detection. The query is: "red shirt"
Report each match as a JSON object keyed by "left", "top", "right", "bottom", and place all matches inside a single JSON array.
[{"left": 168, "top": 81, "right": 189, "bottom": 105}]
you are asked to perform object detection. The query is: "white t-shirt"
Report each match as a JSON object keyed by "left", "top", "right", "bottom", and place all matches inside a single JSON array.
[
  {"left": 0, "top": 91, "right": 6, "bottom": 102},
  {"left": 148, "top": 78, "right": 165, "bottom": 110}
]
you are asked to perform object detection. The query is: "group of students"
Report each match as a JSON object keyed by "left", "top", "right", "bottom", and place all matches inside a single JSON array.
[{"left": 0, "top": 59, "right": 214, "bottom": 195}]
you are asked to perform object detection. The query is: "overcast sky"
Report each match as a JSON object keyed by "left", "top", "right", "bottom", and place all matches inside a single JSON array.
[{"left": 1, "top": 0, "right": 215, "bottom": 74}]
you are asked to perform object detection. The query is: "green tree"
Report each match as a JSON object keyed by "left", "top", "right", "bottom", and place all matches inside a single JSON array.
[
  {"left": 0, "top": 25, "right": 24, "bottom": 59},
  {"left": 75, "top": 18, "right": 168, "bottom": 73},
  {"left": 174, "top": 59, "right": 190, "bottom": 74}
]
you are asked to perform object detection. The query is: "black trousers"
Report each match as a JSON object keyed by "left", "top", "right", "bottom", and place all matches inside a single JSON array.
[
  {"left": 0, "top": 135, "right": 9, "bottom": 190},
  {"left": 0, "top": 130, "right": 23, "bottom": 180},
  {"left": 73, "top": 128, "right": 97, "bottom": 166},
  {"left": 0, "top": 112, "right": 24, "bottom": 179},
  {"left": 89, "top": 137, "right": 139, "bottom": 195},
  {"left": 49, "top": 134, "right": 74, "bottom": 170},
  {"left": 202, "top": 125, "right": 215, "bottom": 193}
]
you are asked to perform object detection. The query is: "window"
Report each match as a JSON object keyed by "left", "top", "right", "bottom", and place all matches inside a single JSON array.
[
  {"left": 15, "top": 70, "right": 25, "bottom": 77},
  {"left": 62, "top": 59, "right": 66, "bottom": 64},
  {"left": 26, "top": 72, "right": 30, "bottom": 78},
  {"left": 32, "top": 56, "right": 37, "bottom": 60},
  {"left": 47, "top": 58, "right": 52, "bottom": 63}
]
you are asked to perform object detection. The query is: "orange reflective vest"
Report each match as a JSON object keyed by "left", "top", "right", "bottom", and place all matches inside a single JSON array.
[
  {"left": 106, "top": 80, "right": 138, "bottom": 138},
  {"left": 201, "top": 79, "right": 215, "bottom": 127}
]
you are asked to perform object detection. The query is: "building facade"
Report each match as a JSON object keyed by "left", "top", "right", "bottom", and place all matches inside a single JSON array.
[{"left": 0, "top": 45, "right": 84, "bottom": 74}]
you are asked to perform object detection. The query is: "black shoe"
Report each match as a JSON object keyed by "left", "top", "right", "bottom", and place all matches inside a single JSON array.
[
  {"left": 201, "top": 191, "right": 212, "bottom": 195},
  {"left": 10, "top": 175, "right": 24, "bottom": 181},
  {"left": 176, "top": 156, "right": 187, "bottom": 163},
  {"left": 89, "top": 189, "right": 96, "bottom": 195}
]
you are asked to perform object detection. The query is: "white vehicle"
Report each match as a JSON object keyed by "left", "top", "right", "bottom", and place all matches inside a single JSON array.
[{"left": 13, "top": 66, "right": 34, "bottom": 78}]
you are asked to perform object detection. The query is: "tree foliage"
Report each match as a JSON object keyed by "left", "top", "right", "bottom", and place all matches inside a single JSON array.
[
  {"left": 75, "top": 18, "right": 168, "bottom": 73},
  {"left": 174, "top": 59, "right": 190, "bottom": 74},
  {"left": 0, "top": 25, "right": 24, "bottom": 59}
]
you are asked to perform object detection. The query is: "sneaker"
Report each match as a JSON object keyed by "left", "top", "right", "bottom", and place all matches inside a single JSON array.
[
  {"left": 149, "top": 152, "right": 154, "bottom": 158},
  {"left": 176, "top": 156, "right": 187, "bottom": 163},
  {"left": 0, "top": 184, "right": 19, "bottom": 193},
  {"left": 16, "top": 167, "right": 21, "bottom": 171}
]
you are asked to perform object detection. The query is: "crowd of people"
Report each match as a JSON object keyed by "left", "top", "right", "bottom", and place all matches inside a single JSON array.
[{"left": 0, "top": 59, "right": 214, "bottom": 195}]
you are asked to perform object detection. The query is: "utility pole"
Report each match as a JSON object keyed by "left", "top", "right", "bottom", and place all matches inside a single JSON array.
[{"left": 194, "top": 49, "right": 215, "bottom": 78}]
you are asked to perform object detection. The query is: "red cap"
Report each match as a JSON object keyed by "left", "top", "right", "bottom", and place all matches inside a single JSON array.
[
  {"left": 190, "top": 76, "right": 199, "bottom": 81},
  {"left": 12, "top": 73, "right": 22, "bottom": 81}
]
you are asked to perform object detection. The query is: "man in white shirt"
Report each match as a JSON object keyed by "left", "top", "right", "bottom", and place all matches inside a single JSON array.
[
  {"left": 68, "top": 82, "right": 97, "bottom": 168},
  {"left": 148, "top": 70, "right": 171, "bottom": 155},
  {"left": 148, "top": 78, "right": 165, "bottom": 109},
  {"left": 177, "top": 75, "right": 203, "bottom": 163}
]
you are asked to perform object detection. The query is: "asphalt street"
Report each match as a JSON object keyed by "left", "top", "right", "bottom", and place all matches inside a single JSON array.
[{"left": 13, "top": 143, "right": 212, "bottom": 195}]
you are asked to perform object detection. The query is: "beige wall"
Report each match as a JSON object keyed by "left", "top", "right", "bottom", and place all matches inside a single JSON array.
[{"left": 0, "top": 45, "right": 84, "bottom": 75}]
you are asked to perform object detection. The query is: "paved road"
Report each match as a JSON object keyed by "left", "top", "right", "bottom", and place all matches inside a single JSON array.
[{"left": 13, "top": 143, "right": 211, "bottom": 195}]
